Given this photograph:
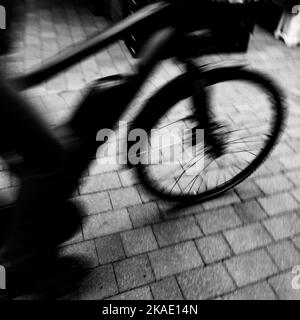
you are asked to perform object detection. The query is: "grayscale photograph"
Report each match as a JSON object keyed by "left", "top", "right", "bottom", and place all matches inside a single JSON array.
[{"left": 0, "top": 0, "right": 299, "bottom": 305}]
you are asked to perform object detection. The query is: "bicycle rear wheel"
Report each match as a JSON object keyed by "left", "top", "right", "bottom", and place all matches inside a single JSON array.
[{"left": 130, "top": 67, "right": 286, "bottom": 202}]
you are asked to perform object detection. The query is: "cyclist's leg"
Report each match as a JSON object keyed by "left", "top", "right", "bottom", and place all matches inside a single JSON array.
[{"left": 0, "top": 79, "right": 82, "bottom": 270}]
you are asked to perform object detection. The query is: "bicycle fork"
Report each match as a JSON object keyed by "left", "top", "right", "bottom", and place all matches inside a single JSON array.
[{"left": 185, "top": 61, "right": 226, "bottom": 158}]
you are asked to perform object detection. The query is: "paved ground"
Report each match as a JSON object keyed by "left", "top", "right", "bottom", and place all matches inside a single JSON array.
[{"left": 2, "top": 0, "right": 300, "bottom": 300}]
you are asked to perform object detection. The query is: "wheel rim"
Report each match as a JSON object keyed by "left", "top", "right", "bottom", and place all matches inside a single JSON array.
[{"left": 135, "top": 71, "right": 284, "bottom": 202}]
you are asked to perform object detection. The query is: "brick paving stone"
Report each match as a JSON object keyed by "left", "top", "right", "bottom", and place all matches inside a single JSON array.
[
  {"left": 280, "top": 154, "right": 300, "bottom": 170},
  {"left": 65, "top": 71, "right": 86, "bottom": 91},
  {"left": 287, "top": 127, "right": 300, "bottom": 140},
  {"left": 119, "top": 169, "right": 138, "bottom": 187},
  {"left": 224, "top": 223, "right": 272, "bottom": 254},
  {"left": 255, "top": 175, "right": 293, "bottom": 195},
  {"left": 156, "top": 201, "right": 181, "bottom": 213},
  {"left": 60, "top": 240, "right": 99, "bottom": 268},
  {"left": 258, "top": 193, "right": 299, "bottom": 216},
  {"left": 269, "top": 272, "right": 300, "bottom": 300},
  {"left": 25, "top": 45, "right": 42, "bottom": 60},
  {"left": 250, "top": 165, "right": 271, "bottom": 179},
  {"left": 121, "top": 226, "right": 158, "bottom": 256},
  {"left": 177, "top": 264, "right": 235, "bottom": 300},
  {"left": 136, "top": 184, "right": 159, "bottom": 203},
  {"left": 288, "top": 139, "right": 300, "bottom": 154},
  {"left": 60, "top": 91, "right": 82, "bottom": 109},
  {"left": 267, "top": 240, "right": 300, "bottom": 271},
  {"left": 235, "top": 181, "right": 264, "bottom": 200},
  {"left": 286, "top": 170, "right": 300, "bottom": 187},
  {"left": 81, "top": 58, "right": 102, "bottom": 82},
  {"left": 109, "top": 187, "right": 142, "bottom": 209},
  {"left": 41, "top": 94, "right": 68, "bottom": 112},
  {"left": 128, "top": 202, "right": 161, "bottom": 227},
  {"left": 149, "top": 241, "right": 203, "bottom": 280},
  {"left": 291, "top": 189, "right": 300, "bottom": 203},
  {"left": 151, "top": 277, "right": 183, "bottom": 300},
  {"left": 195, "top": 234, "right": 232, "bottom": 264},
  {"left": 263, "top": 213, "right": 300, "bottom": 240},
  {"left": 76, "top": 192, "right": 112, "bottom": 215},
  {"left": 88, "top": 159, "right": 119, "bottom": 176},
  {"left": 79, "top": 173, "right": 121, "bottom": 194},
  {"left": 202, "top": 191, "right": 240, "bottom": 210},
  {"left": 225, "top": 249, "right": 278, "bottom": 287},
  {"left": 95, "top": 234, "right": 125, "bottom": 265},
  {"left": 224, "top": 282, "right": 277, "bottom": 300},
  {"left": 27, "top": 96, "right": 48, "bottom": 115},
  {"left": 108, "top": 287, "right": 153, "bottom": 300},
  {"left": 114, "top": 255, "right": 154, "bottom": 292},
  {"left": 25, "top": 85, "right": 47, "bottom": 98},
  {"left": 78, "top": 265, "right": 118, "bottom": 300},
  {"left": 196, "top": 207, "right": 242, "bottom": 235},
  {"left": 271, "top": 144, "right": 294, "bottom": 158},
  {"left": 158, "top": 202, "right": 204, "bottom": 220},
  {"left": 153, "top": 216, "right": 202, "bottom": 247},
  {"left": 83, "top": 209, "right": 132, "bottom": 239},
  {"left": 47, "top": 110, "right": 70, "bottom": 126},
  {"left": 293, "top": 235, "right": 300, "bottom": 250},
  {"left": 233, "top": 200, "right": 267, "bottom": 224},
  {"left": 264, "top": 159, "right": 286, "bottom": 174}
]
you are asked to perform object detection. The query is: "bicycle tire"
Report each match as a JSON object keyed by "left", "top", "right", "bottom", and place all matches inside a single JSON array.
[{"left": 130, "top": 67, "right": 286, "bottom": 203}]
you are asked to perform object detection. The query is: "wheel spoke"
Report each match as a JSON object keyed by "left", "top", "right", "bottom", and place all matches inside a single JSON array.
[{"left": 137, "top": 71, "right": 282, "bottom": 201}]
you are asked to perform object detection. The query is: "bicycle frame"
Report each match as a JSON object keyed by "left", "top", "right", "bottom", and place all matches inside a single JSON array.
[
  {"left": 9, "top": 0, "right": 237, "bottom": 157},
  {"left": 5, "top": 1, "right": 279, "bottom": 204},
  {"left": 10, "top": 0, "right": 261, "bottom": 92},
  {"left": 10, "top": 1, "right": 176, "bottom": 90},
  {"left": 11, "top": 1, "right": 195, "bottom": 190}
]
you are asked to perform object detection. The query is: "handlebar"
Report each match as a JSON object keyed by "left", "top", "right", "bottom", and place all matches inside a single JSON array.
[{"left": 10, "top": 1, "right": 172, "bottom": 90}]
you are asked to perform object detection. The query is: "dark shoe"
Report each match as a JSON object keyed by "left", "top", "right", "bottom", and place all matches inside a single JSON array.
[{"left": 0, "top": 256, "right": 88, "bottom": 300}]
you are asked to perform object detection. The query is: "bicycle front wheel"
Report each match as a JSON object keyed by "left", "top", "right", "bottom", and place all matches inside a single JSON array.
[{"left": 131, "top": 67, "right": 286, "bottom": 203}]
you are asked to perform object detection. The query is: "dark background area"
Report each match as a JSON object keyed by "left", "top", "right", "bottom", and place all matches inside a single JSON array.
[{"left": 0, "top": 0, "right": 289, "bottom": 56}]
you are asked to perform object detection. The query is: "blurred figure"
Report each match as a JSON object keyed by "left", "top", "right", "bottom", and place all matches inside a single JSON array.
[
  {"left": 0, "top": 79, "right": 87, "bottom": 298},
  {"left": 0, "top": 2, "right": 87, "bottom": 298}
]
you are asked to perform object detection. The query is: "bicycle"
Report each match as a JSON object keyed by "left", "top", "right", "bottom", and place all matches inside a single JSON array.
[{"left": 9, "top": 0, "right": 286, "bottom": 204}]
